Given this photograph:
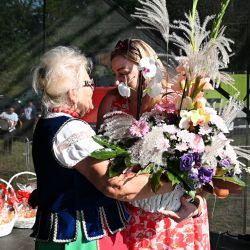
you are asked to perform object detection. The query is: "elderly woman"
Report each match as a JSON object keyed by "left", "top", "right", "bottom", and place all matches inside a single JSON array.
[{"left": 31, "top": 46, "right": 173, "bottom": 250}]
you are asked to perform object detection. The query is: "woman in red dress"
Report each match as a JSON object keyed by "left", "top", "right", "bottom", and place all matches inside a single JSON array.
[{"left": 97, "top": 39, "right": 211, "bottom": 250}]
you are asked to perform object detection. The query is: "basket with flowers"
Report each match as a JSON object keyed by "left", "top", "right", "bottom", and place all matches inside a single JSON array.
[
  {"left": 90, "top": 0, "right": 250, "bottom": 211},
  {"left": 0, "top": 178, "right": 17, "bottom": 237},
  {"left": 8, "top": 171, "right": 37, "bottom": 229}
]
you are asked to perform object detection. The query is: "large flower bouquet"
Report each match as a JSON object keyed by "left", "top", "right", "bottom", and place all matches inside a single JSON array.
[{"left": 91, "top": 0, "right": 250, "bottom": 199}]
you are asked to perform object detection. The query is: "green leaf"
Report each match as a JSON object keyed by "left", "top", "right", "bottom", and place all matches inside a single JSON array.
[
  {"left": 191, "top": 76, "right": 201, "bottom": 100},
  {"left": 165, "top": 171, "right": 180, "bottom": 186},
  {"left": 187, "top": 190, "right": 196, "bottom": 199},
  {"left": 166, "top": 161, "right": 196, "bottom": 192},
  {"left": 92, "top": 135, "right": 128, "bottom": 157},
  {"left": 108, "top": 157, "right": 127, "bottom": 177},
  {"left": 93, "top": 136, "right": 126, "bottom": 153},
  {"left": 150, "top": 168, "right": 164, "bottom": 193},
  {"left": 124, "top": 156, "right": 136, "bottom": 167},
  {"left": 90, "top": 148, "right": 117, "bottom": 160},
  {"left": 213, "top": 175, "right": 246, "bottom": 187},
  {"left": 214, "top": 168, "right": 228, "bottom": 177},
  {"left": 137, "top": 163, "right": 154, "bottom": 174}
]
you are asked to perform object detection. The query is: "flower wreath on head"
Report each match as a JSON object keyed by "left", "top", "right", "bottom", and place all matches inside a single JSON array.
[{"left": 91, "top": 0, "right": 250, "bottom": 202}]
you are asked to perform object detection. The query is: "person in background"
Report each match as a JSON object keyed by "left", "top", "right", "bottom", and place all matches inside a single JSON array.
[
  {"left": 20, "top": 100, "right": 37, "bottom": 139},
  {"left": 0, "top": 106, "right": 18, "bottom": 154},
  {"left": 31, "top": 45, "right": 176, "bottom": 250},
  {"left": 97, "top": 39, "right": 210, "bottom": 250},
  {"left": 22, "top": 100, "right": 37, "bottom": 121}
]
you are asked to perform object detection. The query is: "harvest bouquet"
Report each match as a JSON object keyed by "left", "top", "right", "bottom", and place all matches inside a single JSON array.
[
  {"left": 8, "top": 172, "right": 37, "bottom": 229},
  {"left": 91, "top": 0, "right": 250, "bottom": 202},
  {"left": 0, "top": 180, "right": 16, "bottom": 237}
]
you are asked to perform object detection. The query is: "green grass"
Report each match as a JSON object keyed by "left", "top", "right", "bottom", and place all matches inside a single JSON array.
[
  {"left": 204, "top": 74, "right": 248, "bottom": 105},
  {"left": 0, "top": 138, "right": 34, "bottom": 180}
]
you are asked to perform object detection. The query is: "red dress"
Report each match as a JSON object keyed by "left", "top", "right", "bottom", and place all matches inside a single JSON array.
[{"left": 110, "top": 95, "right": 211, "bottom": 250}]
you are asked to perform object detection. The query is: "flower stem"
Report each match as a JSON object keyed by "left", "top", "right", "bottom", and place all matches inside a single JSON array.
[
  {"left": 190, "top": 0, "right": 199, "bottom": 52},
  {"left": 211, "top": 0, "right": 231, "bottom": 39},
  {"left": 136, "top": 71, "right": 144, "bottom": 120}
]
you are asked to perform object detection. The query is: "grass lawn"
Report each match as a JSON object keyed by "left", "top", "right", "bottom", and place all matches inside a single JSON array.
[
  {"left": 204, "top": 74, "right": 248, "bottom": 108},
  {"left": 0, "top": 137, "right": 34, "bottom": 180}
]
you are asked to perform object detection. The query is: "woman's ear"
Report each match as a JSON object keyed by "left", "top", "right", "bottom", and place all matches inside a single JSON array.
[{"left": 67, "top": 89, "right": 78, "bottom": 109}]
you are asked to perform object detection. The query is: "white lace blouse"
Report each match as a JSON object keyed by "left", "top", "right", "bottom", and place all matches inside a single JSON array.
[{"left": 46, "top": 112, "right": 103, "bottom": 168}]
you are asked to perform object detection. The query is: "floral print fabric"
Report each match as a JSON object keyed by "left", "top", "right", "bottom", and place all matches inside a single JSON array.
[{"left": 123, "top": 202, "right": 210, "bottom": 250}]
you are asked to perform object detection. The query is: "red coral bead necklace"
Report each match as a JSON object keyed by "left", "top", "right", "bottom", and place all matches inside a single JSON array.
[{"left": 50, "top": 107, "right": 80, "bottom": 118}]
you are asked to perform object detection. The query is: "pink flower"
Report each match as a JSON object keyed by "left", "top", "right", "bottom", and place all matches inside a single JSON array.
[
  {"left": 189, "top": 134, "right": 205, "bottom": 153},
  {"left": 153, "top": 103, "right": 176, "bottom": 113},
  {"left": 129, "top": 120, "right": 150, "bottom": 137}
]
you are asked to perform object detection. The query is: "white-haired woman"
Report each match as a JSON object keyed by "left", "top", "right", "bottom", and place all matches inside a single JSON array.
[{"left": 31, "top": 46, "right": 175, "bottom": 250}]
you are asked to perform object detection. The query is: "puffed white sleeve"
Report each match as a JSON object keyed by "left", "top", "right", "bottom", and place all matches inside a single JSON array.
[{"left": 53, "top": 120, "right": 103, "bottom": 168}]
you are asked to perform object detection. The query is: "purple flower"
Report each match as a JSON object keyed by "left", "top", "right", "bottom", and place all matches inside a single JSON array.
[
  {"left": 180, "top": 153, "right": 194, "bottom": 171},
  {"left": 198, "top": 167, "right": 213, "bottom": 184},
  {"left": 189, "top": 168, "right": 199, "bottom": 181},
  {"left": 220, "top": 158, "right": 231, "bottom": 167},
  {"left": 193, "top": 152, "right": 201, "bottom": 164},
  {"left": 225, "top": 170, "right": 234, "bottom": 177}
]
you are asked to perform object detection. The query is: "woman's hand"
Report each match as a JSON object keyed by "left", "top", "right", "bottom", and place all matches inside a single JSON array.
[
  {"left": 158, "top": 195, "right": 203, "bottom": 223},
  {"left": 75, "top": 158, "right": 173, "bottom": 202}
]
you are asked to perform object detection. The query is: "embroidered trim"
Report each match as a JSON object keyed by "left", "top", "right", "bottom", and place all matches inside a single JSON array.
[
  {"left": 34, "top": 208, "right": 128, "bottom": 243},
  {"left": 57, "top": 131, "right": 90, "bottom": 151},
  {"left": 99, "top": 207, "right": 107, "bottom": 236},
  {"left": 48, "top": 213, "right": 54, "bottom": 240},
  {"left": 74, "top": 211, "right": 80, "bottom": 242},
  {"left": 33, "top": 212, "right": 54, "bottom": 243},
  {"left": 52, "top": 212, "right": 78, "bottom": 243},
  {"left": 51, "top": 117, "right": 85, "bottom": 169},
  {"left": 117, "top": 200, "right": 131, "bottom": 224},
  {"left": 80, "top": 210, "right": 105, "bottom": 241},
  {"left": 102, "top": 202, "right": 128, "bottom": 234}
]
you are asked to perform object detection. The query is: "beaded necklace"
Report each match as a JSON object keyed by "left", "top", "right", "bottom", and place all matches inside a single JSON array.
[{"left": 50, "top": 107, "right": 80, "bottom": 118}]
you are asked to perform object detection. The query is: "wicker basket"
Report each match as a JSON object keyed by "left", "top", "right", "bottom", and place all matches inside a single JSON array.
[
  {"left": 8, "top": 171, "right": 37, "bottom": 229},
  {"left": 0, "top": 178, "right": 17, "bottom": 237}
]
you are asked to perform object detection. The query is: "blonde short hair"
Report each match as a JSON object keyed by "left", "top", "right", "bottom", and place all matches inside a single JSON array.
[{"left": 32, "top": 46, "right": 89, "bottom": 110}]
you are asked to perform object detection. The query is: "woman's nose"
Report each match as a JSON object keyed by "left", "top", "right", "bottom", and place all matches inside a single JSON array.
[{"left": 117, "top": 75, "right": 127, "bottom": 83}]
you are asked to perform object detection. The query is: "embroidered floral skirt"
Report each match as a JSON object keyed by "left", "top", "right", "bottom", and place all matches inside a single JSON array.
[
  {"left": 35, "top": 224, "right": 128, "bottom": 250},
  {"left": 123, "top": 201, "right": 210, "bottom": 250}
]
